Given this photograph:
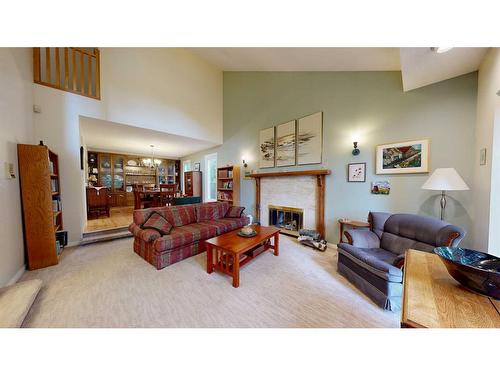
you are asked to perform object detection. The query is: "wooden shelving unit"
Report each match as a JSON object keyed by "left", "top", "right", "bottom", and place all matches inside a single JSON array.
[
  {"left": 18, "top": 144, "right": 63, "bottom": 270},
  {"left": 184, "top": 171, "right": 202, "bottom": 197},
  {"left": 217, "top": 165, "right": 240, "bottom": 206},
  {"left": 87, "top": 151, "right": 180, "bottom": 207}
]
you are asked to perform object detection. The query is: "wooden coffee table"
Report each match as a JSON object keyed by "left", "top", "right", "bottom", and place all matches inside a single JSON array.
[{"left": 205, "top": 225, "right": 280, "bottom": 288}]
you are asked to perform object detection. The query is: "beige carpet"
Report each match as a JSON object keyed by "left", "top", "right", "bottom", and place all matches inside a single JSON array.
[{"left": 20, "top": 235, "right": 399, "bottom": 328}]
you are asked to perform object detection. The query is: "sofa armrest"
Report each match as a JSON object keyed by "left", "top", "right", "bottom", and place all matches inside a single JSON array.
[
  {"left": 128, "top": 223, "right": 161, "bottom": 242},
  {"left": 343, "top": 229, "right": 380, "bottom": 248}
]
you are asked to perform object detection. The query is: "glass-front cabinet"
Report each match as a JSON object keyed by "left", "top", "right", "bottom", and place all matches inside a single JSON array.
[
  {"left": 113, "top": 155, "right": 125, "bottom": 192},
  {"left": 98, "top": 154, "right": 112, "bottom": 189}
]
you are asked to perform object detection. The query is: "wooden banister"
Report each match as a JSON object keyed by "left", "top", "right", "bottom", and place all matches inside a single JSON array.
[{"left": 33, "top": 47, "right": 100, "bottom": 100}]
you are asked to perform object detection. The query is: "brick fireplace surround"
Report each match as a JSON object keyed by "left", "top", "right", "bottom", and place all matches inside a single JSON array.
[{"left": 249, "top": 170, "right": 331, "bottom": 238}]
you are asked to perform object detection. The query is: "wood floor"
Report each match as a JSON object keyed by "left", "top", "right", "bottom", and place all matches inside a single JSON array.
[{"left": 85, "top": 206, "right": 134, "bottom": 233}]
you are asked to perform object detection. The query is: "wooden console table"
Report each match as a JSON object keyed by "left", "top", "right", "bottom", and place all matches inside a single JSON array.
[{"left": 401, "top": 249, "right": 500, "bottom": 328}]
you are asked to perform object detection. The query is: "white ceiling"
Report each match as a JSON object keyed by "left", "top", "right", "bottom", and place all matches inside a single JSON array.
[
  {"left": 190, "top": 48, "right": 401, "bottom": 71},
  {"left": 190, "top": 47, "right": 489, "bottom": 91},
  {"left": 400, "top": 47, "right": 488, "bottom": 91},
  {"left": 80, "top": 117, "right": 218, "bottom": 158}
]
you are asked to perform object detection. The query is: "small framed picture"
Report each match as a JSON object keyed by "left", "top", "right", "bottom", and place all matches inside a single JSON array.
[
  {"left": 347, "top": 162, "right": 366, "bottom": 182},
  {"left": 194, "top": 162, "right": 200, "bottom": 171}
]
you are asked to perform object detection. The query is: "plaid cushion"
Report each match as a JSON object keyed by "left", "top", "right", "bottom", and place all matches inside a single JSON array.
[
  {"left": 163, "top": 205, "right": 197, "bottom": 227},
  {"left": 133, "top": 208, "right": 154, "bottom": 225},
  {"left": 196, "top": 202, "right": 230, "bottom": 221},
  {"left": 142, "top": 212, "right": 173, "bottom": 235},
  {"left": 225, "top": 206, "right": 245, "bottom": 218},
  {"left": 154, "top": 223, "right": 217, "bottom": 252},
  {"left": 211, "top": 217, "right": 247, "bottom": 232},
  {"left": 139, "top": 229, "right": 162, "bottom": 242}
]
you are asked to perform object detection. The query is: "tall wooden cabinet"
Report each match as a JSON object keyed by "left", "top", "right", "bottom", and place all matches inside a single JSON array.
[
  {"left": 18, "top": 144, "right": 63, "bottom": 270},
  {"left": 184, "top": 171, "right": 202, "bottom": 197}
]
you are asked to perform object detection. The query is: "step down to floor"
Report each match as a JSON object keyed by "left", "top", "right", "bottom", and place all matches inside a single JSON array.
[{"left": 81, "top": 227, "right": 132, "bottom": 245}]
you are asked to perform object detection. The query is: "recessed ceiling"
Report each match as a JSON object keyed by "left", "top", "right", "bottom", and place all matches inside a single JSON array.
[
  {"left": 80, "top": 117, "right": 218, "bottom": 158},
  {"left": 189, "top": 47, "right": 489, "bottom": 91},
  {"left": 400, "top": 47, "right": 489, "bottom": 91},
  {"left": 189, "top": 48, "right": 401, "bottom": 71}
]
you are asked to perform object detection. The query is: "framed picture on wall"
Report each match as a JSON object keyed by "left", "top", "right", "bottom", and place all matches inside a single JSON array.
[
  {"left": 297, "top": 112, "right": 323, "bottom": 165},
  {"left": 275, "top": 120, "right": 296, "bottom": 167},
  {"left": 347, "top": 162, "right": 366, "bottom": 182},
  {"left": 259, "top": 126, "right": 275, "bottom": 168},
  {"left": 194, "top": 162, "right": 200, "bottom": 171},
  {"left": 376, "top": 138, "right": 430, "bottom": 174}
]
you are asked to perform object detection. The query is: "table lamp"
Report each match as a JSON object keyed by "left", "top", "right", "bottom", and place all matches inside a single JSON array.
[{"left": 421, "top": 168, "right": 469, "bottom": 220}]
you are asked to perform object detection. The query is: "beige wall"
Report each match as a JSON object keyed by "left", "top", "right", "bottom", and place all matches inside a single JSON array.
[
  {"left": 100, "top": 48, "right": 223, "bottom": 144},
  {"left": 0, "top": 48, "right": 34, "bottom": 286},
  {"left": 33, "top": 48, "right": 223, "bottom": 245},
  {"left": 473, "top": 48, "right": 500, "bottom": 254}
]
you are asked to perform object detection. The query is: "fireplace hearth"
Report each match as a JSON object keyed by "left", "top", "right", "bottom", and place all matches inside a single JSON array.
[{"left": 268, "top": 205, "right": 304, "bottom": 236}]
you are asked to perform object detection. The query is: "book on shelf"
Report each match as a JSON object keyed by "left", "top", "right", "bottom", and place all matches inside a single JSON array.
[
  {"left": 48, "top": 160, "right": 54, "bottom": 174},
  {"left": 50, "top": 179, "right": 58, "bottom": 192},
  {"left": 52, "top": 198, "right": 62, "bottom": 212}
]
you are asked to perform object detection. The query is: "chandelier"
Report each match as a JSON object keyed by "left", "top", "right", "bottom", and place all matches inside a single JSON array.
[{"left": 142, "top": 145, "right": 162, "bottom": 168}]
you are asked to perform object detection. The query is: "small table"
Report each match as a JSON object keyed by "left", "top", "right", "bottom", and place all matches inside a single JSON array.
[
  {"left": 401, "top": 249, "right": 500, "bottom": 328},
  {"left": 205, "top": 225, "right": 280, "bottom": 288},
  {"left": 338, "top": 219, "right": 370, "bottom": 243}
]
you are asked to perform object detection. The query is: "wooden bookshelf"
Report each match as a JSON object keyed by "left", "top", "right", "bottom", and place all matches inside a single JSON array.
[
  {"left": 18, "top": 144, "right": 63, "bottom": 270},
  {"left": 217, "top": 165, "right": 240, "bottom": 206}
]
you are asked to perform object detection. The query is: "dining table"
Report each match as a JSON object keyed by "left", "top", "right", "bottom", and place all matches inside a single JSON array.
[{"left": 133, "top": 188, "right": 182, "bottom": 209}]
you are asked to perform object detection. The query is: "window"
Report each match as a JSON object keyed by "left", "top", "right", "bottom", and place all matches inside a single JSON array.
[
  {"left": 183, "top": 160, "right": 191, "bottom": 172},
  {"left": 204, "top": 153, "right": 217, "bottom": 202}
]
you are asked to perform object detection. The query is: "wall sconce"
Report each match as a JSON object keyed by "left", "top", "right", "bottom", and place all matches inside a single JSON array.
[
  {"left": 352, "top": 142, "right": 360, "bottom": 156},
  {"left": 242, "top": 159, "right": 248, "bottom": 168}
]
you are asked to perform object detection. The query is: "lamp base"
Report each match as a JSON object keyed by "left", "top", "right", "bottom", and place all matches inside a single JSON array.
[{"left": 440, "top": 190, "right": 447, "bottom": 221}]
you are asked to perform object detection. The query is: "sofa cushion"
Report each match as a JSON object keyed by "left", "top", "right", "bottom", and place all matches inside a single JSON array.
[
  {"left": 337, "top": 243, "right": 403, "bottom": 283},
  {"left": 225, "top": 206, "right": 245, "bottom": 218},
  {"left": 0, "top": 279, "right": 42, "bottom": 328},
  {"left": 382, "top": 213, "right": 466, "bottom": 252},
  {"left": 163, "top": 205, "right": 198, "bottom": 227},
  {"left": 196, "top": 202, "right": 230, "bottom": 221},
  {"left": 153, "top": 223, "right": 217, "bottom": 253},
  {"left": 380, "top": 232, "right": 434, "bottom": 255},
  {"left": 369, "top": 212, "right": 391, "bottom": 239},
  {"left": 212, "top": 217, "right": 247, "bottom": 231},
  {"left": 142, "top": 212, "right": 173, "bottom": 235}
]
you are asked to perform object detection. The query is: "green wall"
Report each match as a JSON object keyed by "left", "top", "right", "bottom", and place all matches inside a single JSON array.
[{"left": 184, "top": 71, "right": 478, "bottom": 246}]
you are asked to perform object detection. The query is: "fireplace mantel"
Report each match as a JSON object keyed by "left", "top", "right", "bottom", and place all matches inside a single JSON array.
[
  {"left": 250, "top": 169, "right": 331, "bottom": 238},
  {"left": 249, "top": 169, "right": 330, "bottom": 178}
]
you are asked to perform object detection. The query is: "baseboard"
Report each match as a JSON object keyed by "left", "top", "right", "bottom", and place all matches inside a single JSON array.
[{"left": 7, "top": 265, "right": 26, "bottom": 286}]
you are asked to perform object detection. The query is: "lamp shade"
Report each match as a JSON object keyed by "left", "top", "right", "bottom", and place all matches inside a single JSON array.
[{"left": 421, "top": 168, "right": 469, "bottom": 191}]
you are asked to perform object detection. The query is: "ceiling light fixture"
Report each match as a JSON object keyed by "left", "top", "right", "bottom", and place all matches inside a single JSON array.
[{"left": 431, "top": 47, "right": 454, "bottom": 54}]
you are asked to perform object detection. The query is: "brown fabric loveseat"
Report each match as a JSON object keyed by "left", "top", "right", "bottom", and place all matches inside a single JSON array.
[{"left": 129, "top": 201, "right": 248, "bottom": 269}]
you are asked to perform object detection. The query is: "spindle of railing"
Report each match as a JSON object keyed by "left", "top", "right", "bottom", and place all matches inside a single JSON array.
[{"left": 33, "top": 47, "right": 100, "bottom": 100}]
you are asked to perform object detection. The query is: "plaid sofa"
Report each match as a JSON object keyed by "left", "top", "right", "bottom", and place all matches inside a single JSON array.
[{"left": 128, "top": 201, "right": 248, "bottom": 269}]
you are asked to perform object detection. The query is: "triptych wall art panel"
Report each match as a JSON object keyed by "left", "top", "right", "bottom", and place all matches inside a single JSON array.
[{"left": 258, "top": 112, "right": 323, "bottom": 168}]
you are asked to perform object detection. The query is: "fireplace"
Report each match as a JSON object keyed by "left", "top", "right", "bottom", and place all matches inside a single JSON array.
[{"left": 268, "top": 205, "right": 304, "bottom": 236}]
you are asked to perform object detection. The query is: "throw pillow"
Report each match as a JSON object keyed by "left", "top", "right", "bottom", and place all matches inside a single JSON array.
[
  {"left": 142, "top": 212, "right": 173, "bottom": 235},
  {"left": 225, "top": 206, "right": 245, "bottom": 218}
]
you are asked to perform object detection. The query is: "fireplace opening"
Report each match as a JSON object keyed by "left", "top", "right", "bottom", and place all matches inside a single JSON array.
[{"left": 268, "top": 205, "right": 304, "bottom": 236}]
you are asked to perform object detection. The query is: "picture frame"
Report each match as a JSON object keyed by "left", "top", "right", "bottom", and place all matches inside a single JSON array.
[
  {"left": 297, "top": 112, "right": 323, "bottom": 165},
  {"left": 275, "top": 120, "right": 296, "bottom": 167},
  {"left": 376, "top": 138, "right": 430, "bottom": 174},
  {"left": 371, "top": 181, "right": 391, "bottom": 195},
  {"left": 194, "top": 162, "right": 200, "bottom": 171},
  {"left": 347, "top": 162, "right": 366, "bottom": 182},
  {"left": 259, "top": 126, "right": 275, "bottom": 168}
]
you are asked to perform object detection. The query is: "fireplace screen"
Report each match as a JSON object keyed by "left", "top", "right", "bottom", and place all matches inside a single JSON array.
[{"left": 268, "top": 205, "right": 304, "bottom": 236}]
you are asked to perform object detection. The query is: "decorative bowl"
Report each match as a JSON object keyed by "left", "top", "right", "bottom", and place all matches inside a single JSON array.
[
  {"left": 434, "top": 247, "right": 500, "bottom": 300},
  {"left": 238, "top": 227, "right": 257, "bottom": 237}
]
